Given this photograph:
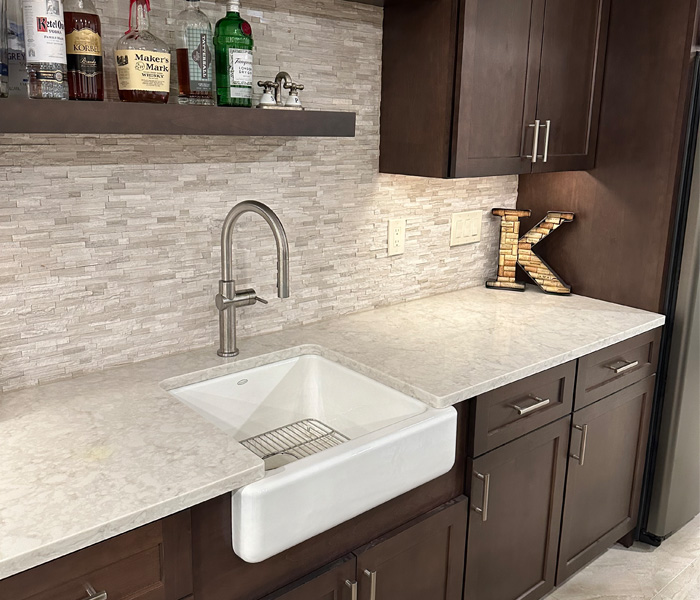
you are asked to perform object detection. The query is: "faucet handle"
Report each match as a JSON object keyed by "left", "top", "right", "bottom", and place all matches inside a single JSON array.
[{"left": 254, "top": 296, "right": 269, "bottom": 305}]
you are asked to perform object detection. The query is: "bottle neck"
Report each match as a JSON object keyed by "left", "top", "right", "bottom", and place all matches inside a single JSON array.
[
  {"left": 186, "top": 0, "right": 200, "bottom": 9},
  {"left": 226, "top": 1, "right": 240, "bottom": 14},
  {"left": 128, "top": 0, "right": 151, "bottom": 33}
]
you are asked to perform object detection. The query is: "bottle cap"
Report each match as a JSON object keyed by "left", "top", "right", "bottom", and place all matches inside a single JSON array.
[{"left": 227, "top": 0, "right": 240, "bottom": 12}]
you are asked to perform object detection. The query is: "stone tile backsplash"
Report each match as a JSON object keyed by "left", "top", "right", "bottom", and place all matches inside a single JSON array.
[{"left": 0, "top": 0, "right": 517, "bottom": 392}]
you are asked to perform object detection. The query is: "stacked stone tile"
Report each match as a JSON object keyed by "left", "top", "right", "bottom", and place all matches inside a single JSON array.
[
  {"left": 0, "top": 0, "right": 518, "bottom": 393},
  {"left": 486, "top": 209, "right": 574, "bottom": 295}
]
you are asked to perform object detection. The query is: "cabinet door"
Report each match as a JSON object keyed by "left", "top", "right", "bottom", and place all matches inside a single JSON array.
[
  {"left": 557, "top": 376, "right": 655, "bottom": 584},
  {"left": 451, "top": 0, "right": 545, "bottom": 177},
  {"left": 261, "top": 555, "right": 357, "bottom": 600},
  {"left": 354, "top": 498, "right": 467, "bottom": 600},
  {"left": 532, "top": 0, "right": 611, "bottom": 172},
  {"left": 464, "top": 417, "right": 569, "bottom": 600}
]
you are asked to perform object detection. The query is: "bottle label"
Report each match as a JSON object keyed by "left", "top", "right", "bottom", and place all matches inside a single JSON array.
[
  {"left": 227, "top": 48, "right": 252, "bottom": 97},
  {"left": 115, "top": 49, "right": 170, "bottom": 92},
  {"left": 185, "top": 27, "right": 213, "bottom": 92},
  {"left": 22, "top": 0, "right": 67, "bottom": 65},
  {"left": 66, "top": 28, "right": 102, "bottom": 77}
]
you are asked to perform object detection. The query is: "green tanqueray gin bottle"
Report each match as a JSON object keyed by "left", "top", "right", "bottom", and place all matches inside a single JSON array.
[{"left": 213, "top": 0, "right": 253, "bottom": 107}]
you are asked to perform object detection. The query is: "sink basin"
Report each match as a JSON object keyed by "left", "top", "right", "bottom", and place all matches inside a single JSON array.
[{"left": 168, "top": 353, "right": 457, "bottom": 563}]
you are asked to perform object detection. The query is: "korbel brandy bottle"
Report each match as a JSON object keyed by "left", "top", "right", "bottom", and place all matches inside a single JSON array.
[
  {"left": 64, "top": 0, "right": 103, "bottom": 100},
  {"left": 176, "top": 0, "right": 214, "bottom": 105},
  {"left": 115, "top": 0, "right": 170, "bottom": 103},
  {"left": 214, "top": 0, "right": 252, "bottom": 107}
]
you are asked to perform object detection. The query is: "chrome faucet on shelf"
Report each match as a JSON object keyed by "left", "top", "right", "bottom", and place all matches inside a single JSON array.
[{"left": 216, "top": 201, "right": 290, "bottom": 357}]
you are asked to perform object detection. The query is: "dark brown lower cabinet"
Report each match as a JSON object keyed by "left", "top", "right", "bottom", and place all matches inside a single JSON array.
[
  {"left": 261, "top": 498, "right": 468, "bottom": 600},
  {"left": 261, "top": 555, "right": 357, "bottom": 600},
  {"left": 557, "top": 376, "right": 655, "bottom": 584},
  {"left": 355, "top": 499, "right": 468, "bottom": 600},
  {"left": 464, "top": 417, "right": 570, "bottom": 600}
]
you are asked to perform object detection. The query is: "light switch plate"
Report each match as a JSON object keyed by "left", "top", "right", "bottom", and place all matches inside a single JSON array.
[
  {"left": 388, "top": 218, "right": 406, "bottom": 256},
  {"left": 450, "top": 211, "right": 482, "bottom": 246}
]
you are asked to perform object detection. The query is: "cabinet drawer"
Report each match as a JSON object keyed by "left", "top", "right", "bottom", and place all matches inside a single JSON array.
[
  {"left": 575, "top": 328, "right": 661, "bottom": 410},
  {"left": 470, "top": 361, "right": 575, "bottom": 456},
  {"left": 0, "top": 512, "right": 192, "bottom": 600}
]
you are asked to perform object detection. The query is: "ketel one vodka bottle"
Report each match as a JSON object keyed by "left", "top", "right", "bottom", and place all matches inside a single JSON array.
[
  {"left": 214, "top": 0, "right": 252, "bottom": 107},
  {"left": 22, "top": 0, "right": 69, "bottom": 99},
  {"left": 63, "top": 0, "right": 103, "bottom": 100},
  {"left": 115, "top": 0, "right": 170, "bottom": 103},
  {"left": 176, "top": 0, "right": 214, "bottom": 105}
]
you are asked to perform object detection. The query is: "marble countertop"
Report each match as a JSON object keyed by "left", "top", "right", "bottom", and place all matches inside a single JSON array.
[{"left": 0, "top": 285, "right": 664, "bottom": 580}]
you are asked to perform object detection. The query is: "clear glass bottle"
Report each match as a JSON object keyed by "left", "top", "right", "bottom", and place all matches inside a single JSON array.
[
  {"left": 1, "top": 0, "right": 9, "bottom": 97},
  {"left": 115, "top": 0, "right": 170, "bottom": 103},
  {"left": 64, "top": 0, "right": 103, "bottom": 100},
  {"left": 7, "top": 0, "right": 28, "bottom": 95},
  {"left": 214, "top": 0, "right": 252, "bottom": 107},
  {"left": 22, "top": 0, "right": 68, "bottom": 99},
  {"left": 176, "top": 0, "right": 214, "bottom": 105}
]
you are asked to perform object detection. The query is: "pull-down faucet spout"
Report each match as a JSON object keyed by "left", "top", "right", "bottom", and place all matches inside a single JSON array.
[{"left": 216, "top": 201, "right": 290, "bottom": 357}]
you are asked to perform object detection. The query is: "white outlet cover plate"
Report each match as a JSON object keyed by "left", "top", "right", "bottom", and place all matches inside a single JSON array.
[
  {"left": 388, "top": 218, "right": 406, "bottom": 256},
  {"left": 450, "top": 211, "right": 482, "bottom": 247}
]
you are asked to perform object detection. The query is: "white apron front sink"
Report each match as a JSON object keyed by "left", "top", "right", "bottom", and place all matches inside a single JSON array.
[{"left": 168, "top": 353, "right": 457, "bottom": 563}]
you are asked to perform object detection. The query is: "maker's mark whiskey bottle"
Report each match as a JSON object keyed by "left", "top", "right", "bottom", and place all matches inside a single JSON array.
[
  {"left": 64, "top": 0, "right": 103, "bottom": 100},
  {"left": 115, "top": 0, "right": 170, "bottom": 103},
  {"left": 214, "top": 0, "right": 252, "bottom": 107}
]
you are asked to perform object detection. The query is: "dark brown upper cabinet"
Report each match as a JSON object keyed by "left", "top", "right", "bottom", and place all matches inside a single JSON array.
[{"left": 379, "top": 0, "right": 611, "bottom": 178}]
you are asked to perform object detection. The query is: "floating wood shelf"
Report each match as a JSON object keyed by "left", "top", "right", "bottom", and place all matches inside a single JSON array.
[{"left": 0, "top": 98, "right": 356, "bottom": 137}]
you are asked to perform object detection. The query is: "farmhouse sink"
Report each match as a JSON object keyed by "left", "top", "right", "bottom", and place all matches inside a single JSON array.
[{"left": 168, "top": 354, "right": 457, "bottom": 563}]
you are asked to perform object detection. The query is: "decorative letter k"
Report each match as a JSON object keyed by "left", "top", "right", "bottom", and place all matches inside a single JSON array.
[{"left": 486, "top": 208, "right": 575, "bottom": 295}]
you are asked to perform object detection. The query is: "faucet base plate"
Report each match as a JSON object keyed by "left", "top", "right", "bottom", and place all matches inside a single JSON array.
[{"left": 217, "top": 349, "right": 240, "bottom": 358}]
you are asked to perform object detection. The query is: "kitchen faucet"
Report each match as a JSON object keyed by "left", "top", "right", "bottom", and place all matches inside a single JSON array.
[{"left": 216, "top": 201, "right": 290, "bottom": 357}]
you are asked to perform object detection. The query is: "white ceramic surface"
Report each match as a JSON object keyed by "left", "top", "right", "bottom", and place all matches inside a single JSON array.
[{"left": 170, "top": 355, "right": 458, "bottom": 562}]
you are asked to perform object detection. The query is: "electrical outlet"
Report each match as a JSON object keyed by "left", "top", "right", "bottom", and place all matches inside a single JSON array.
[
  {"left": 388, "top": 218, "right": 406, "bottom": 256},
  {"left": 450, "top": 211, "right": 482, "bottom": 246}
]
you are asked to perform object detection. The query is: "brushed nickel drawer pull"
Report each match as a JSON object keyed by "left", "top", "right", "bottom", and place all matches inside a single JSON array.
[
  {"left": 571, "top": 424, "right": 588, "bottom": 466},
  {"left": 345, "top": 579, "right": 358, "bottom": 600},
  {"left": 82, "top": 584, "right": 107, "bottom": 600},
  {"left": 473, "top": 471, "right": 490, "bottom": 522},
  {"left": 607, "top": 359, "right": 639, "bottom": 374},
  {"left": 512, "top": 396, "right": 551, "bottom": 416},
  {"left": 527, "top": 120, "right": 541, "bottom": 163},
  {"left": 542, "top": 120, "right": 551, "bottom": 162},
  {"left": 364, "top": 569, "right": 377, "bottom": 600}
]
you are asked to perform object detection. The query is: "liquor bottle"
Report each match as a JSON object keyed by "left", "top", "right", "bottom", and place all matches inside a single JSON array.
[
  {"left": 214, "top": 0, "right": 253, "bottom": 107},
  {"left": 115, "top": 0, "right": 170, "bottom": 103},
  {"left": 7, "top": 0, "right": 28, "bottom": 95},
  {"left": 22, "top": 0, "right": 69, "bottom": 99},
  {"left": 64, "top": 0, "right": 103, "bottom": 100},
  {"left": 1, "top": 0, "right": 8, "bottom": 97},
  {"left": 176, "top": 0, "right": 213, "bottom": 105}
]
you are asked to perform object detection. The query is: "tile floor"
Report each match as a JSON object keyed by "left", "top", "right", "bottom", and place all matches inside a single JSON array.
[{"left": 548, "top": 514, "right": 700, "bottom": 600}]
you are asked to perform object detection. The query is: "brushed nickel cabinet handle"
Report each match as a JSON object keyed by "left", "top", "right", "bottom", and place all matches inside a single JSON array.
[
  {"left": 542, "top": 120, "right": 551, "bottom": 162},
  {"left": 473, "top": 471, "right": 490, "bottom": 522},
  {"left": 363, "top": 570, "right": 377, "bottom": 600},
  {"left": 82, "top": 584, "right": 107, "bottom": 600},
  {"left": 526, "top": 120, "right": 541, "bottom": 163},
  {"left": 512, "top": 396, "right": 551, "bottom": 416},
  {"left": 607, "top": 359, "right": 639, "bottom": 374},
  {"left": 571, "top": 424, "right": 588, "bottom": 466},
  {"left": 345, "top": 580, "right": 358, "bottom": 600}
]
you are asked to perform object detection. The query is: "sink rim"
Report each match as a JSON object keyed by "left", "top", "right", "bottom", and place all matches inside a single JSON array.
[{"left": 164, "top": 346, "right": 446, "bottom": 475}]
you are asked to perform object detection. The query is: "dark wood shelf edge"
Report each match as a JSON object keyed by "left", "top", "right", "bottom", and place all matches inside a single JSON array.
[{"left": 0, "top": 98, "right": 356, "bottom": 137}]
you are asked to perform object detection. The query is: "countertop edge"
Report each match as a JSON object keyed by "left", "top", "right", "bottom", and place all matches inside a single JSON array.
[{"left": 0, "top": 462, "right": 264, "bottom": 581}]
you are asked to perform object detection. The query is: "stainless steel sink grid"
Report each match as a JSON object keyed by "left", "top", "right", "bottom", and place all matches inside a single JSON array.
[{"left": 241, "top": 419, "right": 349, "bottom": 470}]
